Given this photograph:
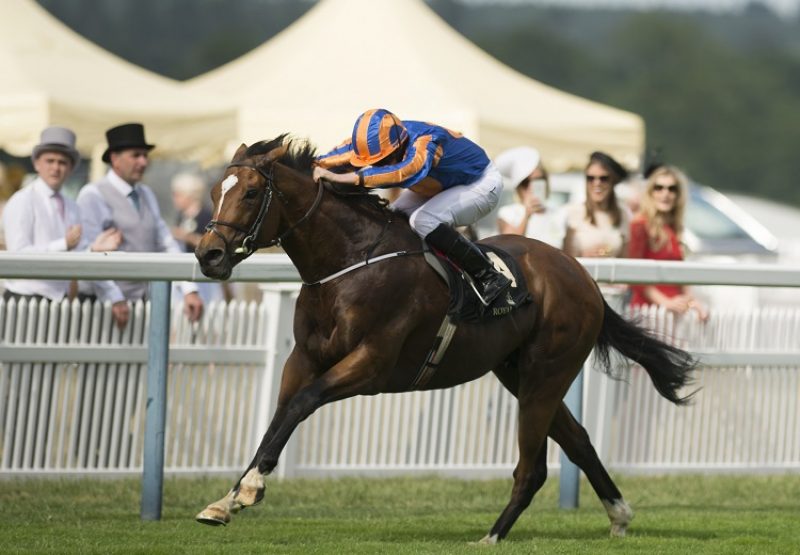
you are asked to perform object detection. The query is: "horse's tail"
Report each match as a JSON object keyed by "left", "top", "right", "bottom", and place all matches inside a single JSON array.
[{"left": 594, "top": 299, "right": 697, "bottom": 405}]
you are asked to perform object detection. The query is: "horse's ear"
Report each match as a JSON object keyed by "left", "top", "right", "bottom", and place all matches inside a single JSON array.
[
  {"left": 253, "top": 143, "right": 289, "bottom": 167},
  {"left": 232, "top": 143, "right": 248, "bottom": 162}
]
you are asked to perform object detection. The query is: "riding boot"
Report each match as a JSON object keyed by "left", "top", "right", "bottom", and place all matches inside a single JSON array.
[{"left": 425, "top": 223, "right": 512, "bottom": 305}]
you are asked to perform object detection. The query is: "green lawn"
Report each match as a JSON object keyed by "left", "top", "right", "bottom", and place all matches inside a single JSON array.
[{"left": 2, "top": 474, "right": 799, "bottom": 554}]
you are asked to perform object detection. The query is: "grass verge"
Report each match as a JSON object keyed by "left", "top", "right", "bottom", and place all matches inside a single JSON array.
[{"left": 2, "top": 474, "right": 799, "bottom": 554}]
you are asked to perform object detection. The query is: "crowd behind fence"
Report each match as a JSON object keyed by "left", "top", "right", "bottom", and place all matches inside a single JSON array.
[{"left": 2, "top": 254, "right": 799, "bottom": 477}]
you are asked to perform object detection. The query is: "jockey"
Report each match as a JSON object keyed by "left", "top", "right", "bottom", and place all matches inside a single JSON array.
[{"left": 313, "top": 108, "right": 511, "bottom": 305}]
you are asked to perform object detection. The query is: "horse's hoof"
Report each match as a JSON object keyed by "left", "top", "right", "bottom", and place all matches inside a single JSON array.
[
  {"left": 195, "top": 505, "right": 230, "bottom": 526},
  {"left": 234, "top": 485, "right": 264, "bottom": 507},
  {"left": 610, "top": 523, "right": 628, "bottom": 538},
  {"left": 234, "top": 468, "right": 266, "bottom": 507},
  {"left": 476, "top": 534, "right": 499, "bottom": 546},
  {"left": 603, "top": 498, "right": 633, "bottom": 538}
]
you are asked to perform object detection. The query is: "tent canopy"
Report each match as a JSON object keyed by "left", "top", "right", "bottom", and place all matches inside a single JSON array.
[
  {"left": 187, "top": 0, "right": 644, "bottom": 172},
  {"left": 0, "top": 0, "right": 234, "bottom": 164}
]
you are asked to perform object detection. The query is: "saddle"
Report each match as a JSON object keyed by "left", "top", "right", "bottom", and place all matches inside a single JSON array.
[
  {"left": 411, "top": 242, "right": 533, "bottom": 389},
  {"left": 425, "top": 243, "right": 532, "bottom": 324}
]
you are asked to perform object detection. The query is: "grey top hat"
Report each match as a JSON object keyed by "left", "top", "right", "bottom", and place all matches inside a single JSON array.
[
  {"left": 31, "top": 126, "right": 81, "bottom": 169},
  {"left": 102, "top": 123, "right": 155, "bottom": 163}
]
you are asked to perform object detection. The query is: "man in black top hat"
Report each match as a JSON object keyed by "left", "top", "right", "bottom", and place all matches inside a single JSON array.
[{"left": 77, "top": 123, "right": 204, "bottom": 322}]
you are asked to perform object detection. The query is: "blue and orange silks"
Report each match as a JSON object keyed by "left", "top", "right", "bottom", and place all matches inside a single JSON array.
[{"left": 316, "top": 119, "right": 490, "bottom": 197}]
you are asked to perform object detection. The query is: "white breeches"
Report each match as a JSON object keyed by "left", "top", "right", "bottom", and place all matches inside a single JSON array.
[{"left": 390, "top": 163, "right": 503, "bottom": 238}]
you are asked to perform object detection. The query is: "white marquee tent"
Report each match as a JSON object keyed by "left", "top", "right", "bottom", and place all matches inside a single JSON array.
[
  {"left": 186, "top": 0, "right": 645, "bottom": 171},
  {"left": 0, "top": 0, "right": 234, "bottom": 166}
]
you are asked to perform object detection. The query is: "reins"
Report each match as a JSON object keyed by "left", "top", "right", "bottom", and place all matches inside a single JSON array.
[
  {"left": 206, "top": 162, "right": 324, "bottom": 255},
  {"left": 207, "top": 157, "right": 424, "bottom": 284},
  {"left": 301, "top": 183, "right": 425, "bottom": 286}
]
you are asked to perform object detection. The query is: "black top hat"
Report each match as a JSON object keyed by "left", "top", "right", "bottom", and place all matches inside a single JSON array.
[{"left": 102, "top": 123, "right": 155, "bottom": 163}]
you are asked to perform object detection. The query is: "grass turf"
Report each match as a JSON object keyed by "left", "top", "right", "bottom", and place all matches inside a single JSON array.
[{"left": 2, "top": 474, "right": 799, "bottom": 554}]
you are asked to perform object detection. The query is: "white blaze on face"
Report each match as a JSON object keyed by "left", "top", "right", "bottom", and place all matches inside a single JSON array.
[{"left": 217, "top": 174, "right": 239, "bottom": 217}]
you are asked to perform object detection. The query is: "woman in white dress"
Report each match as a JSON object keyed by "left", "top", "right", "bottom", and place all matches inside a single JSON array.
[
  {"left": 495, "top": 147, "right": 564, "bottom": 248},
  {"left": 562, "top": 151, "right": 631, "bottom": 259}
]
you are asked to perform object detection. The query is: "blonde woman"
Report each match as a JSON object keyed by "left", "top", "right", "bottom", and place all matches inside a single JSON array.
[
  {"left": 628, "top": 165, "right": 708, "bottom": 320},
  {"left": 563, "top": 151, "right": 631, "bottom": 258}
]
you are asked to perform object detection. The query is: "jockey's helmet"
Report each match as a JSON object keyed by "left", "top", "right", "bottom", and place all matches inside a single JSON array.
[{"left": 350, "top": 109, "right": 408, "bottom": 167}]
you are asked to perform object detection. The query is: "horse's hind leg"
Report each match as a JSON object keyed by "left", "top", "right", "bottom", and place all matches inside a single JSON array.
[
  {"left": 549, "top": 402, "right": 633, "bottom": 537},
  {"left": 482, "top": 357, "right": 580, "bottom": 544},
  {"left": 493, "top": 362, "right": 633, "bottom": 538}
]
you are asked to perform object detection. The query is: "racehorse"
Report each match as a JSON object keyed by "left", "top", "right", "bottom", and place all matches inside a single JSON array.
[{"left": 194, "top": 135, "right": 696, "bottom": 543}]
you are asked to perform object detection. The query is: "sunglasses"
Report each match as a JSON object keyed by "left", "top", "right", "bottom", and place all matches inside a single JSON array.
[
  {"left": 585, "top": 174, "right": 610, "bottom": 184},
  {"left": 653, "top": 184, "right": 679, "bottom": 193}
]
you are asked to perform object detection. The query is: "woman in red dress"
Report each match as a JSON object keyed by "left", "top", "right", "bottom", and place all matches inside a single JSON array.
[{"left": 628, "top": 165, "right": 708, "bottom": 320}]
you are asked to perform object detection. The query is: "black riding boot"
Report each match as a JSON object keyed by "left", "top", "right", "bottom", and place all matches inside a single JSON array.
[{"left": 425, "top": 224, "right": 512, "bottom": 305}]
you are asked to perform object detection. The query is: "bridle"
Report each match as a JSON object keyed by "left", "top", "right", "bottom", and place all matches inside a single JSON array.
[{"left": 206, "top": 161, "right": 324, "bottom": 255}]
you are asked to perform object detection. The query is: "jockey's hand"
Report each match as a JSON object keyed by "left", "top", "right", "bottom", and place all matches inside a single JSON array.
[
  {"left": 312, "top": 166, "right": 331, "bottom": 183},
  {"left": 183, "top": 292, "right": 204, "bottom": 322},
  {"left": 313, "top": 167, "right": 359, "bottom": 186}
]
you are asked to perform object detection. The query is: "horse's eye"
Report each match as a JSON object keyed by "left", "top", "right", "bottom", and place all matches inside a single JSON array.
[{"left": 244, "top": 188, "right": 259, "bottom": 200}]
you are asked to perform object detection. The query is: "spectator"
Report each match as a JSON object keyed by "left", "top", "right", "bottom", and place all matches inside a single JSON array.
[
  {"left": 562, "top": 151, "right": 631, "bottom": 258},
  {"left": 628, "top": 165, "right": 708, "bottom": 321},
  {"left": 76, "top": 123, "right": 203, "bottom": 322},
  {"left": 2, "top": 126, "right": 123, "bottom": 312},
  {"left": 313, "top": 108, "right": 510, "bottom": 305},
  {"left": 495, "top": 146, "right": 564, "bottom": 248},
  {"left": 170, "top": 172, "right": 213, "bottom": 252},
  {"left": 170, "top": 172, "right": 229, "bottom": 303}
]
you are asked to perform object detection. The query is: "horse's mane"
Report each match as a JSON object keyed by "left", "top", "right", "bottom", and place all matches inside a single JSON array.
[
  {"left": 244, "top": 134, "right": 396, "bottom": 217},
  {"left": 244, "top": 134, "right": 317, "bottom": 176}
]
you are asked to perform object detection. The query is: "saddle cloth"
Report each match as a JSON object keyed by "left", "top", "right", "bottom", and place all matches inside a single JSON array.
[{"left": 425, "top": 243, "right": 532, "bottom": 324}]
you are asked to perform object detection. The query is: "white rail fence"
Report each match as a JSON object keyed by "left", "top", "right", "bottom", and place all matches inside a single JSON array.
[
  {"left": 1, "top": 253, "right": 800, "bottom": 477},
  {"left": 0, "top": 297, "right": 272, "bottom": 475},
  {"left": 2, "top": 296, "right": 799, "bottom": 477}
]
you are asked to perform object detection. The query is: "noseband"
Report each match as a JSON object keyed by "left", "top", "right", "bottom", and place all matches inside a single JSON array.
[{"left": 206, "top": 162, "right": 323, "bottom": 255}]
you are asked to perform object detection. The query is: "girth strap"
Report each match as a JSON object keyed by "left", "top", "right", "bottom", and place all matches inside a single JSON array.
[{"left": 411, "top": 314, "right": 458, "bottom": 390}]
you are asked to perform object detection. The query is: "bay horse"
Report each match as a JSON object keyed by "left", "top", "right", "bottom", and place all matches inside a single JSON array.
[{"left": 194, "top": 135, "right": 695, "bottom": 543}]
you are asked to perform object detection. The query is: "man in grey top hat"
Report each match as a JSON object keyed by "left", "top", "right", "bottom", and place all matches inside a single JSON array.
[
  {"left": 2, "top": 126, "right": 124, "bottom": 320},
  {"left": 76, "top": 123, "right": 203, "bottom": 322}
]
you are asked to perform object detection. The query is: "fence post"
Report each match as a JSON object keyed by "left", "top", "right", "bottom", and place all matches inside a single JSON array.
[
  {"left": 559, "top": 368, "right": 584, "bottom": 509},
  {"left": 141, "top": 281, "right": 171, "bottom": 521}
]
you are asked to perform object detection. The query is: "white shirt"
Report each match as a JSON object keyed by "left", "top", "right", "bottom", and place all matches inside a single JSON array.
[
  {"left": 563, "top": 202, "right": 631, "bottom": 257},
  {"left": 497, "top": 203, "right": 566, "bottom": 248},
  {"left": 2, "top": 178, "right": 118, "bottom": 301},
  {"left": 76, "top": 169, "right": 198, "bottom": 300}
]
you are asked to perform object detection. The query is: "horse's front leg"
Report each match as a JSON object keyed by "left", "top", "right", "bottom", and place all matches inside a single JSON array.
[
  {"left": 196, "top": 344, "right": 385, "bottom": 526},
  {"left": 195, "top": 348, "right": 314, "bottom": 525}
]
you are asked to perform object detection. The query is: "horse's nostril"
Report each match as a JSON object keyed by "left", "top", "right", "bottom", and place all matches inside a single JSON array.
[{"left": 201, "top": 248, "right": 225, "bottom": 267}]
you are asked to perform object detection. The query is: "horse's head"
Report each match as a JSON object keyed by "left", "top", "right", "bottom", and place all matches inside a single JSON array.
[{"left": 195, "top": 136, "right": 293, "bottom": 280}]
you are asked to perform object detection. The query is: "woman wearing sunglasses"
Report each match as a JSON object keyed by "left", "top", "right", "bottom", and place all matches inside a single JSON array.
[
  {"left": 628, "top": 165, "right": 708, "bottom": 320},
  {"left": 563, "top": 151, "right": 631, "bottom": 259}
]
